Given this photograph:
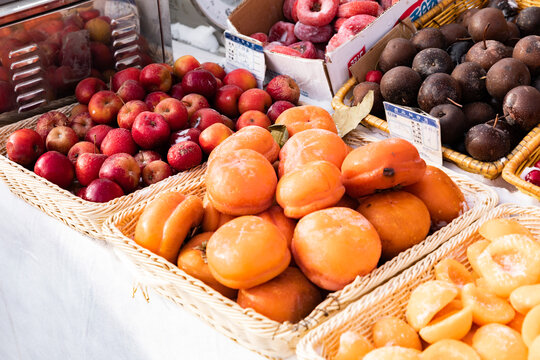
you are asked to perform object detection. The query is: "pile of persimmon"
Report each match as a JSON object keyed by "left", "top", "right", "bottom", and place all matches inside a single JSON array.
[
  {"left": 334, "top": 218, "right": 540, "bottom": 360},
  {"left": 133, "top": 104, "right": 468, "bottom": 324}
]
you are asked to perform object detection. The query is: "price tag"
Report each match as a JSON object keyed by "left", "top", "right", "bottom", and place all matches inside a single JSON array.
[
  {"left": 384, "top": 102, "right": 443, "bottom": 165},
  {"left": 224, "top": 31, "right": 266, "bottom": 88}
]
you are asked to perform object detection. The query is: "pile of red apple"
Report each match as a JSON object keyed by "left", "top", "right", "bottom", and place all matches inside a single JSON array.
[
  {"left": 4, "top": 56, "right": 301, "bottom": 203},
  {"left": 250, "top": 0, "right": 398, "bottom": 59}
]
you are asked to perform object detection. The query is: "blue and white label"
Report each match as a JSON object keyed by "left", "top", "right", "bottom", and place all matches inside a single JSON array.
[
  {"left": 384, "top": 102, "right": 443, "bottom": 165},
  {"left": 224, "top": 31, "right": 266, "bottom": 88}
]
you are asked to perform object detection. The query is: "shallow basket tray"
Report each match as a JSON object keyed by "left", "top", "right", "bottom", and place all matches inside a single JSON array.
[
  {"left": 502, "top": 131, "right": 540, "bottom": 201},
  {"left": 296, "top": 203, "right": 540, "bottom": 360},
  {"left": 101, "top": 131, "right": 498, "bottom": 359},
  {"left": 0, "top": 103, "right": 206, "bottom": 238},
  {"left": 332, "top": 0, "right": 540, "bottom": 180}
]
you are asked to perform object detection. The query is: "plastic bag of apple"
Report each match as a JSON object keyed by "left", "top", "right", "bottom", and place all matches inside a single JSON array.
[
  {"left": 5, "top": 56, "right": 302, "bottom": 203},
  {"left": 251, "top": 0, "right": 398, "bottom": 59}
]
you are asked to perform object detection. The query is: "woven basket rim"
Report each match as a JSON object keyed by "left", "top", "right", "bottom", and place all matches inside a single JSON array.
[{"left": 502, "top": 131, "right": 540, "bottom": 200}]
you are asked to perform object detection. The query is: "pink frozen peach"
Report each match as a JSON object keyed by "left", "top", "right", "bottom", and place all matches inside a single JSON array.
[
  {"left": 268, "top": 21, "right": 298, "bottom": 46},
  {"left": 289, "top": 41, "right": 318, "bottom": 58},
  {"left": 250, "top": 32, "right": 268, "bottom": 43},
  {"left": 283, "top": 0, "right": 298, "bottom": 20},
  {"left": 296, "top": 0, "right": 339, "bottom": 26},
  {"left": 337, "top": 1, "right": 383, "bottom": 18},
  {"left": 294, "top": 22, "right": 334, "bottom": 43}
]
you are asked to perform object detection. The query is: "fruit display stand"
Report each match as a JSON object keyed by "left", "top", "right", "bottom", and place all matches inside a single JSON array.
[
  {"left": 0, "top": 103, "right": 206, "bottom": 238},
  {"left": 100, "top": 130, "right": 497, "bottom": 359},
  {"left": 295, "top": 203, "right": 540, "bottom": 360},
  {"left": 503, "top": 131, "right": 540, "bottom": 200},
  {"left": 331, "top": 0, "right": 540, "bottom": 179}
]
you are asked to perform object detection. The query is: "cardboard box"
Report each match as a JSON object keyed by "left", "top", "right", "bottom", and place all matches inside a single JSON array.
[{"left": 227, "top": 0, "right": 440, "bottom": 101}]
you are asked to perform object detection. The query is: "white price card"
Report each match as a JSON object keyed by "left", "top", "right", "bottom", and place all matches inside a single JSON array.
[
  {"left": 384, "top": 102, "right": 443, "bottom": 166},
  {"left": 224, "top": 31, "right": 266, "bottom": 88}
]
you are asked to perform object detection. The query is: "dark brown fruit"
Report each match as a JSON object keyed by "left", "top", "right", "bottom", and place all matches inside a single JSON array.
[
  {"left": 533, "top": 76, "right": 540, "bottom": 91},
  {"left": 486, "top": 58, "right": 531, "bottom": 100},
  {"left": 503, "top": 85, "right": 540, "bottom": 131},
  {"left": 468, "top": 8, "right": 509, "bottom": 43},
  {"left": 412, "top": 48, "right": 454, "bottom": 79},
  {"left": 430, "top": 104, "right": 467, "bottom": 144},
  {"left": 451, "top": 62, "right": 487, "bottom": 102},
  {"left": 512, "top": 35, "right": 540, "bottom": 75},
  {"left": 378, "top": 38, "right": 417, "bottom": 73},
  {"left": 353, "top": 82, "right": 384, "bottom": 117},
  {"left": 440, "top": 23, "right": 470, "bottom": 45},
  {"left": 465, "top": 40, "right": 512, "bottom": 71},
  {"left": 465, "top": 123, "right": 512, "bottom": 161},
  {"left": 380, "top": 66, "right": 422, "bottom": 106},
  {"left": 456, "top": 8, "right": 480, "bottom": 29},
  {"left": 417, "top": 73, "right": 462, "bottom": 112},
  {"left": 485, "top": 118, "right": 523, "bottom": 147},
  {"left": 463, "top": 102, "right": 496, "bottom": 128},
  {"left": 515, "top": 6, "right": 540, "bottom": 36},
  {"left": 410, "top": 28, "right": 446, "bottom": 51},
  {"left": 505, "top": 21, "right": 521, "bottom": 46},
  {"left": 447, "top": 41, "right": 474, "bottom": 65}
]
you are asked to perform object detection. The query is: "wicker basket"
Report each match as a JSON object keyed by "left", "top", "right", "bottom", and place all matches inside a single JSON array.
[
  {"left": 296, "top": 203, "right": 540, "bottom": 360},
  {"left": 0, "top": 103, "right": 207, "bottom": 238},
  {"left": 502, "top": 131, "right": 540, "bottom": 200},
  {"left": 332, "top": 0, "right": 540, "bottom": 179},
  {"left": 101, "top": 131, "right": 497, "bottom": 359}
]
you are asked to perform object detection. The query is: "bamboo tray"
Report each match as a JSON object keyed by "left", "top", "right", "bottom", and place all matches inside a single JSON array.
[
  {"left": 296, "top": 203, "right": 540, "bottom": 359},
  {"left": 332, "top": 0, "right": 540, "bottom": 179},
  {"left": 101, "top": 131, "right": 498, "bottom": 359},
  {"left": 0, "top": 103, "right": 206, "bottom": 238},
  {"left": 502, "top": 131, "right": 540, "bottom": 201}
]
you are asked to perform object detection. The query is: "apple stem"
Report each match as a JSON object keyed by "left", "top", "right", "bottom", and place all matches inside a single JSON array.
[
  {"left": 446, "top": 97, "right": 463, "bottom": 108},
  {"left": 493, "top": 114, "right": 499, "bottom": 128},
  {"left": 483, "top": 23, "right": 490, "bottom": 49},
  {"left": 480, "top": 76, "right": 487, "bottom": 80}
]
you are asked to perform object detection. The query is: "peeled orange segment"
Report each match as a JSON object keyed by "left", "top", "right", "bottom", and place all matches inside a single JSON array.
[
  {"left": 467, "top": 240, "right": 490, "bottom": 275},
  {"left": 421, "top": 339, "right": 481, "bottom": 360},
  {"left": 372, "top": 316, "right": 422, "bottom": 350},
  {"left": 475, "top": 234, "right": 540, "bottom": 298},
  {"left": 435, "top": 258, "right": 474, "bottom": 288},
  {"left": 478, "top": 218, "right": 535, "bottom": 242},
  {"left": 528, "top": 336, "right": 540, "bottom": 360},
  {"left": 522, "top": 304, "right": 540, "bottom": 347},
  {"left": 334, "top": 331, "right": 374, "bottom": 360},
  {"left": 406, "top": 280, "right": 459, "bottom": 331},
  {"left": 419, "top": 300, "right": 473, "bottom": 344},
  {"left": 362, "top": 346, "right": 421, "bottom": 360},
  {"left": 472, "top": 324, "right": 528, "bottom": 360},
  {"left": 461, "top": 283, "right": 515, "bottom": 326},
  {"left": 507, "top": 311, "right": 526, "bottom": 333},
  {"left": 510, "top": 284, "right": 540, "bottom": 315}
]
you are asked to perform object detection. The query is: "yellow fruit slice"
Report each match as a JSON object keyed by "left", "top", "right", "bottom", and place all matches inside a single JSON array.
[
  {"left": 334, "top": 331, "right": 374, "bottom": 360},
  {"left": 461, "top": 283, "right": 515, "bottom": 326},
  {"left": 421, "top": 339, "right": 481, "bottom": 360},
  {"left": 406, "top": 280, "right": 458, "bottom": 331},
  {"left": 479, "top": 218, "right": 535, "bottom": 242}
]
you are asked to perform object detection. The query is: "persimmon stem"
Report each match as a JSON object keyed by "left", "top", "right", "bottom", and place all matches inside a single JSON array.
[
  {"left": 447, "top": 98, "right": 463, "bottom": 108},
  {"left": 483, "top": 23, "right": 490, "bottom": 49}
]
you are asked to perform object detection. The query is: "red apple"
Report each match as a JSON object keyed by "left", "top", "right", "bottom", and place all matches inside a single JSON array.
[
  {"left": 131, "top": 111, "right": 171, "bottom": 149},
  {"left": 67, "top": 141, "right": 99, "bottom": 165},
  {"left": 75, "top": 152, "right": 107, "bottom": 186},
  {"left": 200, "top": 62, "right": 226, "bottom": 80},
  {"left": 238, "top": 88, "right": 272, "bottom": 114},
  {"left": 236, "top": 110, "right": 271, "bottom": 130},
  {"left": 85, "top": 124, "right": 113, "bottom": 148},
  {"left": 117, "top": 100, "right": 149, "bottom": 130},
  {"left": 198, "top": 123, "right": 233, "bottom": 154},
  {"left": 139, "top": 63, "right": 172, "bottom": 92},
  {"left": 112, "top": 67, "right": 141, "bottom": 92},
  {"left": 99, "top": 153, "right": 140, "bottom": 193},
  {"left": 214, "top": 84, "right": 243, "bottom": 118},
  {"left": 266, "top": 75, "right": 300, "bottom": 104},
  {"left": 190, "top": 108, "right": 223, "bottom": 131},
  {"left": 100, "top": 128, "right": 137, "bottom": 156},
  {"left": 70, "top": 112, "right": 95, "bottom": 139},
  {"left": 90, "top": 41, "right": 114, "bottom": 71},
  {"left": 88, "top": 90, "right": 123, "bottom": 124},
  {"left": 267, "top": 100, "right": 295, "bottom": 123},
  {"left": 134, "top": 150, "right": 161, "bottom": 171},
  {"left": 173, "top": 55, "right": 200, "bottom": 79},
  {"left": 35, "top": 111, "right": 70, "bottom": 141},
  {"left": 75, "top": 77, "right": 107, "bottom": 105},
  {"left": 116, "top": 79, "right": 145, "bottom": 102},
  {"left": 6, "top": 129, "right": 45, "bottom": 166},
  {"left": 142, "top": 160, "right": 173, "bottom": 186},
  {"left": 45, "top": 126, "right": 79, "bottom": 154},
  {"left": 181, "top": 93, "right": 209, "bottom": 119},
  {"left": 76, "top": 186, "right": 87, "bottom": 199},
  {"left": 154, "top": 98, "right": 189, "bottom": 131},
  {"left": 169, "top": 83, "right": 184, "bottom": 100},
  {"left": 167, "top": 141, "right": 202, "bottom": 171},
  {"left": 85, "top": 178, "right": 124, "bottom": 202},
  {"left": 79, "top": 9, "right": 100, "bottom": 23},
  {"left": 144, "top": 91, "right": 170, "bottom": 111},
  {"left": 70, "top": 104, "right": 89, "bottom": 118},
  {"left": 34, "top": 151, "right": 74, "bottom": 188},
  {"left": 220, "top": 115, "right": 236, "bottom": 130},
  {"left": 223, "top": 69, "right": 257, "bottom": 91},
  {"left": 169, "top": 128, "right": 201, "bottom": 146},
  {"left": 181, "top": 69, "right": 218, "bottom": 99}
]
